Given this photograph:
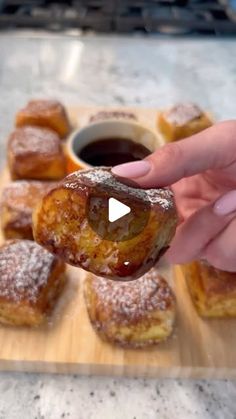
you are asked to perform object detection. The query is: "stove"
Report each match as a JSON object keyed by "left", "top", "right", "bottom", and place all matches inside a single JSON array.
[{"left": 0, "top": 0, "right": 236, "bottom": 34}]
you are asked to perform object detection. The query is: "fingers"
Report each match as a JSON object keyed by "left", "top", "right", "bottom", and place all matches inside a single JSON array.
[
  {"left": 165, "top": 202, "right": 234, "bottom": 265},
  {"left": 204, "top": 218, "right": 236, "bottom": 271},
  {"left": 214, "top": 190, "right": 236, "bottom": 216},
  {"left": 112, "top": 120, "right": 236, "bottom": 188}
]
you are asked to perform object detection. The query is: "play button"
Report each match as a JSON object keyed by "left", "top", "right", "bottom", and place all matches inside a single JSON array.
[
  {"left": 108, "top": 198, "right": 131, "bottom": 222},
  {"left": 86, "top": 173, "right": 151, "bottom": 242}
]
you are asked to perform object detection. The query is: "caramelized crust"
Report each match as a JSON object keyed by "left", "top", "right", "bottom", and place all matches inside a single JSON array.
[
  {"left": 15, "top": 99, "right": 70, "bottom": 138},
  {"left": 8, "top": 126, "right": 66, "bottom": 180},
  {"left": 157, "top": 103, "right": 212, "bottom": 142},
  {"left": 89, "top": 110, "right": 137, "bottom": 123},
  {"left": 183, "top": 261, "right": 236, "bottom": 317},
  {"left": 84, "top": 269, "right": 176, "bottom": 348},
  {"left": 0, "top": 240, "right": 66, "bottom": 326},
  {"left": 0, "top": 180, "right": 57, "bottom": 240},
  {"left": 33, "top": 167, "right": 177, "bottom": 280}
]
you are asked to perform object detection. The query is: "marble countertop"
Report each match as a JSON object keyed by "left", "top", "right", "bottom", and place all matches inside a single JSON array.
[{"left": 0, "top": 31, "right": 236, "bottom": 419}]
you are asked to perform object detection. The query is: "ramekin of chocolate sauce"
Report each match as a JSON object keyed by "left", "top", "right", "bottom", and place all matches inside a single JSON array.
[
  {"left": 66, "top": 119, "right": 162, "bottom": 173},
  {"left": 79, "top": 137, "right": 150, "bottom": 167}
]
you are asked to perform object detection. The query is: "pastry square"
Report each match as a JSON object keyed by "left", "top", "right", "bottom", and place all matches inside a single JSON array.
[
  {"left": 89, "top": 110, "right": 137, "bottom": 123},
  {"left": 84, "top": 269, "right": 176, "bottom": 348},
  {"left": 0, "top": 240, "right": 66, "bottom": 326},
  {"left": 15, "top": 99, "right": 70, "bottom": 138},
  {"left": 157, "top": 103, "right": 212, "bottom": 142},
  {"left": 0, "top": 180, "right": 56, "bottom": 240},
  {"left": 33, "top": 167, "right": 177, "bottom": 281},
  {"left": 183, "top": 261, "right": 236, "bottom": 317},
  {"left": 7, "top": 126, "right": 66, "bottom": 180}
]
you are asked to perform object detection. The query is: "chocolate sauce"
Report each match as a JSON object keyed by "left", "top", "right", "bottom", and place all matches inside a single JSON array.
[{"left": 78, "top": 138, "right": 150, "bottom": 167}]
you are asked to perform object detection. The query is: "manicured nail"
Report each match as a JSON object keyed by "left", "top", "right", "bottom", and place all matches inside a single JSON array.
[
  {"left": 112, "top": 160, "right": 151, "bottom": 179},
  {"left": 214, "top": 190, "right": 236, "bottom": 216}
]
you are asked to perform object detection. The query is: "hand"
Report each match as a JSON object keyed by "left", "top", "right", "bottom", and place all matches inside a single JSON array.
[{"left": 112, "top": 121, "right": 236, "bottom": 271}]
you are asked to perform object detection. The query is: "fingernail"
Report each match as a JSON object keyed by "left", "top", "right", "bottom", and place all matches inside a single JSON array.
[
  {"left": 112, "top": 160, "right": 151, "bottom": 179},
  {"left": 214, "top": 190, "right": 236, "bottom": 216}
]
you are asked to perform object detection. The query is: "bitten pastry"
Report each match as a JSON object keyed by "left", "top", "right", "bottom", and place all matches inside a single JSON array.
[
  {"left": 0, "top": 240, "right": 66, "bottom": 326},
  {"left": 15, "top": 99, "right": 70, "bottom": 138},
  {"left": 183, "top": 261, "right": 236, "bottom": 317},
  {"left": 33, "top": 167, "right": 177, "bottom": 281},
  {"left": 0, "top": 180, "right": 56, "bottom": 240},
  {"left": 157, "top": 103, "right": 212, "bottom": 142},
  {"left": 84, "top": 269, "right": 176, "bottom": 348},
  {"left": 7, "top": 126, "right": 66, "bottom": 180},
  {"left": 89, "top": 110, "right": 137, "bottom": 123}
]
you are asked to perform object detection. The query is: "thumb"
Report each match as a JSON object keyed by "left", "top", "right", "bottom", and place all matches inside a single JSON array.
[{"left": 112, "top": 121, "right": 236, "bottom": 188}]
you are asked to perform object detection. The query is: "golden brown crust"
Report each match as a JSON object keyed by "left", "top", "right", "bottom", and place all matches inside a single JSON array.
[
  {"left": 157, "top": 103, "right": 212, "bottom": 142},
  {"left": 7, "top": 126, "right": 66, "bottom": 180},
  {"left": 183, "top": 261, "right": 236, "bottom": 317},
  {"left": 15, "top": 99, "right": 71, "bottom": 138},
  {"left": 0, "top": 240, "right": 66, "bottom": 326},
  {"left": 33, "top": 167, "right": 178, "bottom": 280},
  {"left": 84, "top": 269, "right": 176, "bottom": 348},
  {"left": 0, "top": 180, "right": 57, "bottom": 240}
]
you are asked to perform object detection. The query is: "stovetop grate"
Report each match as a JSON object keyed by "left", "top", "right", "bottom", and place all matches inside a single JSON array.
[{"left": 0, "top": 0, "right": 236, "bottom": 34}]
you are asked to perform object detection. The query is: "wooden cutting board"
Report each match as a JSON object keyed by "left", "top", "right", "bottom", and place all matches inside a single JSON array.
[{"left": 0, "top": 106, "right": 235, "bottom": 379}]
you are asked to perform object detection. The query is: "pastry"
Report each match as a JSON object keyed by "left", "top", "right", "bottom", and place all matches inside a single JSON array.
[
  {"left": 183, "top": 261, "right": 236, "bottom": 317},
  {"left": 157, "top": 103, "right": 212, "bottom": 142},
  {"left": 15, "top": 99, "right": 70, "bottom": 138},
  {"left": 7, "top": 126, "right": 66, "bottom": 180},
  {"left": 89, "top": 110, "right": 137, "bottom": 123},
  {"left": 33, "top": 167, "right": 177, "bottom": 281},
  {"left": 0, "top": 240, "right": 66, "bottom": 326},
  {"left": 84, "top": 269, "right": 176, "bottom": 348},
  {"left": 0, "top": 180, "right": 57, "bottom": 240}
]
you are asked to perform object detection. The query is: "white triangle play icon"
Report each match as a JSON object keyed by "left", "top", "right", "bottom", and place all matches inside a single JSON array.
[{"left": 108, "top": 198, "right": 131, "bottom": 223}]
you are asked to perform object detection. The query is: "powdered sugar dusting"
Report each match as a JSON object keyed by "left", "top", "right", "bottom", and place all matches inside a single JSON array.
[
  {"left": 89, "top": 110, "right": 137, "bottom": 123},
  {"left": 88, "top": 269, "right": 173, "bottom": 325},
  {"left": 0, "top": 181, "right": 57, "bottom": 229},
  {"left": 65, "top": 168, "right": 174, "bottom": 211},
  {"left": 164, "top": 103, "right": 202, "bottom": 126},
  {"left": 26, "top": 99, "right": 62, "bottom": 115},
  {"left": 8, "top": 126, "right": 61, "bottom": 156},
  {"left": 0, "top": 240, "right": 55, "bottom": 303},
  {"left": 1, "top": 180, "right": 56, "bottom": 213}
]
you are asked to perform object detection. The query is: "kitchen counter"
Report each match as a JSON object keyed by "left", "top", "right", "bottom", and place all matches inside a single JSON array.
[{"left": 0, "top": 32, "right": 236, "bottom": 419}]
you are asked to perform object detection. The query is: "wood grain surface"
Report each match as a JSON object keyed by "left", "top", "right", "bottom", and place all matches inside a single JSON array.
[{"left": 0, "top": 106, "right": 234, "bottom": 379}]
